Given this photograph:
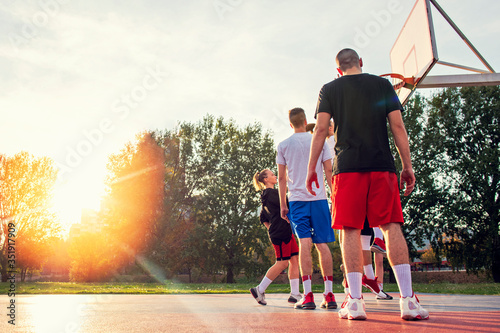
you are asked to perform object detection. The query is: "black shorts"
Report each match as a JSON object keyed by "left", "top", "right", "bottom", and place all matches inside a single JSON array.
[{"left": 361, "top": 218, "right": 374, "bottom": 237}]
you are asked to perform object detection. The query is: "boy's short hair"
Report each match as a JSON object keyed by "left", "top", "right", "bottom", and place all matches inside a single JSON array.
[
  {"left": 289, "top": 107, "right": 306, "bottom": 128},
  {"left": 336, "top": 48, "right": 360, "bottom": 72}
]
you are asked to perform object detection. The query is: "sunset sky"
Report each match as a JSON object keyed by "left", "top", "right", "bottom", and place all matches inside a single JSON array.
[{"left": 1, "top": 0, "right": 498, "bottom": 232}]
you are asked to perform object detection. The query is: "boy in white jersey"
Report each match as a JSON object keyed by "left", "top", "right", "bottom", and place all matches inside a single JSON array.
[{"left": 277, "top": 107, "right": 337, "bottom": 310}]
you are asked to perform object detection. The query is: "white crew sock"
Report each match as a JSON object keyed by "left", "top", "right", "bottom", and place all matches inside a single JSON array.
[
  {"left": 392, "top": 264, "right": 413, "bottom": 298},
  {"left": 361, "top": 235, "right": 371, "bottom": 251},
  {"left": 258, "top": 276, "right": 273, "bottom": 294},
  {"left": 290, "top": 278, "right": 300, "bottom": 295},
  {"left": 346, "top": 272, "right": 363, "bottom": 299},
  {"left": 373, "top": 227, "right": 384, "bottom": 240},
  {"left": 324, "top": 276, "right": 333, "bottom": 294},
  {"left": 363, "top": 264, "right": 375, "bottom": 280},
  {"left": 303, "top": 275, "right": 312, "bottom": 294}
]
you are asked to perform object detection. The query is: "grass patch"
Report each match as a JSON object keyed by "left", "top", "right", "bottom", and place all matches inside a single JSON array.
[{"left": 0, "top": 282, "right": 499, "bottom": 295}]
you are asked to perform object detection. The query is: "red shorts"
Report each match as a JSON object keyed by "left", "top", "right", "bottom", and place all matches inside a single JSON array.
[
  {"left": 331, "top": 171, "right": 404, "bottom": 229},
  {"left": 273, "top": 236, "right": 299, "bottom": 261}
]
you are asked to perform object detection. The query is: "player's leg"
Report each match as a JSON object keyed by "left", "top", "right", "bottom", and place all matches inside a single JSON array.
[
  {"left": 339, "top": 227, "right": 367, "bottom": 320},
  {"left": 314, "top": 242, "right": 337, "bottom": 309},
  {"left": 374, "top": 252, "right": 384, "bottom": 285},
  {"left": 372, "top": 172, "right": 428, "bottom": 320},
  {"left": 289, "top": 201, "right": 316, "bottom": 309},
  {"left": 309, "top": 201, "right": 335, "bottom": 281},
  {"left": 287, "top": 237, "right": 301, "bottom": 303},
  {"left": 250, "top": 242, "right": 289, "bottom": 305},
  {"left": 361, "top": 221, "right": 380, "bottom": 295},
  {"left": 342, "top": 227, "right": 363, "bottom": 296},
  {"left": 371, "top": 227, "right": 387, "bottom": 254},
  {"left": 374, "top": 251, "right": 393, "bottom": 299},
  {"left": 294, "top": 237, "right": 316, "bottom": 309},
  {"left": 331, "top": 173, "right": 368, "bottom": 320},
  {"left": 310, "top": 199, "right": 337, "bottom": 309},
  {"left": 379, "top": 222, "right": 410, "bottom": 286}
]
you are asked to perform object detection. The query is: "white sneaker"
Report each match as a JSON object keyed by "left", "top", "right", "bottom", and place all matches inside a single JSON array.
[
  {"left": 400, "top": 294, "right": 429, "bottom": 320},
  {"left": 250, "top": 287, "right": 267, "bottom": 305},
  {"left": 288, "top": 293, "right": 301, "bottom": 304},
  {"left": 376, "top": 290, "right": 393, "bottom": 300},
  {"left": 338, "top": 294, "right": 367, "bottom": 320}
]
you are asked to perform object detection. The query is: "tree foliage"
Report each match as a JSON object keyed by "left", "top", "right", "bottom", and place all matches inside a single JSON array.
[
  {"left": 401, "top": 87, "right": 500, "bottom": 282},
  {"left": 0, "top": 152, "right": 60, "bottom": 281},
  {"left": 68, "top": 232, "right": 114, "bottom": 282},
  {"left": 100, "top": 132, "right": 166, "bottom": 272},
  {"left": 147, "top": 131, "right": 199, "bottom": 280},
  {"left": 158, "top": 116, "right": 276, "bottom": 282},
  {"left": 98, "top": 117, "right": 276, "bottom": 283}
]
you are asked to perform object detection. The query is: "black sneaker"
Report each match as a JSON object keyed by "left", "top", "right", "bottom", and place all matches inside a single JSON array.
[
  {"left": 250, "top": 287, "right": 267, "bottom": 305},
  {"left": 376, "top": 290, "right": 393, "bottom": 300},
  {"left": 288, "top": 293, "right": 301, "bottom": 303}
]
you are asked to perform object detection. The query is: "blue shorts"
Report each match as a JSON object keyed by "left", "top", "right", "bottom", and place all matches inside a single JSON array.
[{"left": 288, "top": 200, "right": 335, "bottom": 244}]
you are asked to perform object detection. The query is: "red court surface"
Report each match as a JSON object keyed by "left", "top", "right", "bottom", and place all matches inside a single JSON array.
[{"left": 1, "top": 292, "right": 499, "bottom": 332}]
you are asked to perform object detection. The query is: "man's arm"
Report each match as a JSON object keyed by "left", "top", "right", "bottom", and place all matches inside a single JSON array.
[
  {"left": 277, "top": 163, "right": 290, "bottom": 222},
  {"left": 323, "top": 158, "right": 333, "bottom": 193},
  {"left": 307, "top": 112, "right": 331, "bottom": 195},
  {"left": 387, "top": 110, "right": 415, "bottom": 196}
]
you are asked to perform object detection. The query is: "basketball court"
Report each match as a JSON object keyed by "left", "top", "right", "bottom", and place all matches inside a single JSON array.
[
  {"left": 2, "top": 1, "right": 499, "bottom": 332},
  {"left": 2, "top": 292, "right": 499, "bottom": 332}
]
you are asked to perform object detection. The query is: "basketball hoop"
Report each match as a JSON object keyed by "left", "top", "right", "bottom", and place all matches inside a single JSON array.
[{"left": 380, "top": 73, "right": 415, "bottom": 93}]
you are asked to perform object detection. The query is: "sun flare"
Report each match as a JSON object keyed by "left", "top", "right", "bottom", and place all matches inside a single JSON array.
[{"left": 52, "top": 176, "right": 105, "bottom": 235}]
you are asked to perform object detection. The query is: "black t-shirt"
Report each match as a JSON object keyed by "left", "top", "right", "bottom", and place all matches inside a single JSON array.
[
  {"left": 315, "top": 73, "right": 403, "bottom": 175},
  {"left": 259, "top": 188, "right": 292, "bottom": 245}
]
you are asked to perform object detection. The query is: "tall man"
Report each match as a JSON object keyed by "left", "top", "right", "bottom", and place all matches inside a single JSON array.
[
  {"left": 278, "top": 107, "right": 337, "bottom": 310},
  {"left": 306, "top": 48, "right": 429, "bottom": 321}
]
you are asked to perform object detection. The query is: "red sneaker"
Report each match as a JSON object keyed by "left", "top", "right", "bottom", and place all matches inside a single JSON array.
[
  {"left": 294, "top": 292, "right": 316, "bottom": 310},
  {"left": 320, "top": 292, "right": 337, "bottom": 309},
  {"left": 362, "top": 275, "right": 381, "bottom": 294},
  {"left": 370, "top": 238, "right": 386, "bottom": 254}
]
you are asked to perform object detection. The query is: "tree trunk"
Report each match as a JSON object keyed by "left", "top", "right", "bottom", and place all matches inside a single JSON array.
[
  {"left": 226, "top": 266, "right": 234, "bottom": 283},
  {"left": 0, "top": 247, "right": 8, "bottom": 282},
  {"left": 492, "top": 235, "right": 500, "bottom": 283},
  {"left": 0, "top": 267, "right": 7, "bottom": 282}
]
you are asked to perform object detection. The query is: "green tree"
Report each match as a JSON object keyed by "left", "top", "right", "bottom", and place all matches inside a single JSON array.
[
  {"left": 148, "top": 131, "right": 199, "bottom": 280},
  {"left": 100, "top": 132, "right": 166, "bottom": 272},
  {"left": 401, "top": 87, "right": 499, "bottom": 282},
  {"left": 392, "top": 95, "right": 449, "bottom": 260},
  {"left": 428, "top": 86, "right": 500, "bottom": 281},
  {"left": 174, "top": 115, "right": 275, "bottom": 283},
  {"left": 68, "top": 232, "right": 114, "bottom": 282},
  {"left": 0, "top": 152, "right": 60, "bottom": 282}
]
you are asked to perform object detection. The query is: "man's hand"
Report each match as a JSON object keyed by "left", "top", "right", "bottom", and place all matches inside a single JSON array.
[
  {"left": 280, "top": 206, "right": 290, "bottom": 223},
  {"left": 400, "top": 168, "right": 416, "bottom": 196},
  {"left": 306, "top": 171, "right": 319, "bottom": 196}
]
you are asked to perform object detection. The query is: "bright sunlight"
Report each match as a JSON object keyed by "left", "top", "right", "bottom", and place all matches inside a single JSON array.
[{"left": 52, "top": 172, "right": 105, "bottom": 236}]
